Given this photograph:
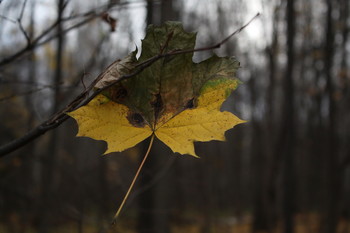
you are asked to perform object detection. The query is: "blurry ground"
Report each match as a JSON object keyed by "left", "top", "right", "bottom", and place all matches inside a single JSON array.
[{"left": 2, "top": 213, "right": 350, "bottom": 233}]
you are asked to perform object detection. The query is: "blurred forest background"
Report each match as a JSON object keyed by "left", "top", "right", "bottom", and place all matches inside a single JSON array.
[{"left": 1, "top": 0, "right": 350, "bottom": 233}]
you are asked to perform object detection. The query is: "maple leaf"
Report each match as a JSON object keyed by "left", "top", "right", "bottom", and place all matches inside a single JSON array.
[{"left": 69, "top": 22, "right": 245, "bottom": 157}]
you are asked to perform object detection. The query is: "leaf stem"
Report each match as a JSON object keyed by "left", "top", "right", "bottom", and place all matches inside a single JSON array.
[{"left": 112, "top": 133, "right": 155, "bottom": 225}]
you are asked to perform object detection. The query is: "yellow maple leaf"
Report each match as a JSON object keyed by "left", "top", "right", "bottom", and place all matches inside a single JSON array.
[
  {"left": 69, "top": 79, "right": 244, "bottom": 157},
  {"left": 68, "top": 22, "right": 247, "bottom": 221}
]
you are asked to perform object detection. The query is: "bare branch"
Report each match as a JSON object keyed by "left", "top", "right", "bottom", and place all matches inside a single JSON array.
[
  {"left": 17, "top": 0, "right": 31, "bottom": 45},
  {"left": 0, "top": 87, "right": 48, "bottom": 102},
  {"left": 18, "top": 0, "right": 27, "bottom": 21},
  {"left": 0, "top": 1, "right": 121, "bottom": 68},
  {"left": 60, "top": 0, "right": 145, "bottom": 21},
  {"left": 0, "top": 78, "right": 55, "bottom": 87},
  {"left": 166, "top": 12, "right": 261, "bottom": 55},
  {"left": 18, "top": 20, "right": 31, "bottom": 45},
  {"left": 36, "top": 14, "right": 96, "bottom": 47},
  {"left": 0, "top": 15, "right": 92, "bottom": 67},
  {"left": 0, "top": 84, "right": 79, "bottom": 102},
  {"left": 0, "top": 15, "right": 16, "bottom": 23},
  {"left": 0, "top": 13, "right": 260, "bottom": 157}
]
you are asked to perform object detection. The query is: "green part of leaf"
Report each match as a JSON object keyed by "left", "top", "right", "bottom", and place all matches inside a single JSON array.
[
  {"left": 192, "top": 55, "right": 240, "bottom": 97},
  {"left": 103, "top": 21, "right": 240, "bottom": 130}
]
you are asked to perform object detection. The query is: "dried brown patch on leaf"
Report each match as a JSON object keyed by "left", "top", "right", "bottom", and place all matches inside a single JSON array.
[{"left": 95, "top": 51, "right": 137, "bottom": 89}]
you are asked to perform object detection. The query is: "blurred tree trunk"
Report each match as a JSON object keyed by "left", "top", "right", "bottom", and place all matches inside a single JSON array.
[
  {"left": 306, "top": 9, "right": 324, "bottom": 213},
  {"left": 39, "top": 0, "right": 65, "bottom": 232},
  {"left": 138, "top": 2, "right": 157, "bottom": 232},
  {"left": 323, "top": 0, "right": 340, "bottom": 232},
  {"left": 281, "top": 0, "right": 296, "bottom": 232},
  {"left": 250, "top": 72, "right": 269, "bottom": 232},
  {"left": 161, "top": 0, "right": 179, "bottom": 22},
  {"left": 253, "top": 5, "right": 280, "bottom": 232},
  {"left": 155, "top": 1, "right": 179, "bottom": 230},
  {"left": 339, "top": 0, "right": 350, "bottom": 221},
  {"left": 138, "top": 1, "right": 178, "bottom": 232},
  {"left": 137, "top": 141, "right": 156, "bottom": 233},
  {"left": 20, "top": 2, "right": 37, "bottom": 232},
  {"left": 97, "top": 157, "right": 110, "bottom": 227},
  {"left": 137, "top": 2, "right": 156, "bottom": 232}
]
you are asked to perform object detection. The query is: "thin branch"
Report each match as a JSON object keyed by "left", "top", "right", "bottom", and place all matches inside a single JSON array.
[
  {"left": 18, "top": 0, "right": 27, "bottom": 21},
  {"left": 164, "top": 12, "right": 260, "bottom": 55},
  {"left": 0, "top": 87, "right": 47, "bottom": 102},
  {"left": 36, "top": 14, "right": 96, "bottom": 47},
  {"left": 0, "top": 13, "right": 60, "bottom": 67},
  {"left": 0, "top": 79, "right": 56, "bottom": 87},
  {"left": 0, "top": 16, "right": 94, "bottom": 67},
  {"left": 0, "top": 1, "right": 146, "bottom": 68},
  {"left": 0, "top": 15, "right": 17, "bottom": 23},
  {"left": 17, "top": 0, "right": 31, "bottom": 45},
  {"left": 0, "top": 1, "right": 118, "bottom": 68},
  {"left": 60, "top": 0, "right": 145, "bottom": 21},
  {"left": 18, "top": 20, "right": 31, "bottom": 45},
  {"left": 0, "top": 13, "right": 260, "bottom": 157},
  {"left": 0, "top": 84, "right": 79, "bottom": 102}
]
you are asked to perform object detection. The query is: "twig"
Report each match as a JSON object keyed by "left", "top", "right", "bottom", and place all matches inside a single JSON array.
[
  {"left": 17, "top": 0, "right": 31, "bottom": 45},
  {"left": 60, "top": 0, "right": 144, "bottom": 21},
  {"left": 0, "top": 13, "right": 260, "bottom": 157},
  {"left": 0, "top": 87, "right": 48, "bottom": 102},
  {"left": 0, "top": 15, "right": 17, "bottom": 23},
  {"left": 0, "top": 1, "right": 119, "bottom": 68},
  {"left": 0, "top": 1, "right": 146, "bottom": 68},
  {"left": 0, "top": 78, "right": 46, "bottom": 86},
  {"left": 160, "top": 31, "right": 174, "bottom": 54},
  {"left": 0, "top": 84, "right": 79, "bottom": 102},
  {"left": 36, "top": 14, "right": 96, "bottom": 47},
  {"left": 18, "top": 0, "right": 27, "bottom": 20},
  {"left": 18, "top": 21, "right": 31, "bottom": 45},
  {"left": 0, "top": 15, "right": 94, "bottom": 67},
  {"left": 166, "top": 12, "right": 261, "bottom": 55}
]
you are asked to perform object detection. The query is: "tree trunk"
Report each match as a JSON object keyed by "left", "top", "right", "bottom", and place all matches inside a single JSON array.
[
  {"left": 20, "top": 2, "right": 37, "bottom": 232},
  {"left": 323, "top": 0, "right": 339, "bottom": 232},
  {"left": 281, "top": 0, "right": 296, "bottom": 232},
  {"left": 137, "top": 1, "right": 178, "bottom": 232},
  {"left": 254, "top": 5, "right": 280, "bottom": 232},
  {"left": 39, "top": 0, "right": 65, "bottom": 232},
  {"left": 137, "top": 2, "right": 156, "bottom": 232},
  {"left": 250, "top": 73, "right": 269, "bottom": 232}
]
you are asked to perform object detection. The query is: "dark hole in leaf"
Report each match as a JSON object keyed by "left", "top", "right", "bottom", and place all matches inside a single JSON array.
[
  {"left": 127, "top": 112, "right": 145, "bottom": 127},
  {"left": 185, "top": 98, "right": 195, "bottom": 109}
]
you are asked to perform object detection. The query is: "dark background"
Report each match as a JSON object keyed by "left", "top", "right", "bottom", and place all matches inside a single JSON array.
[{"left": 0, "top": 0, "right": 349, "bottom": 233}]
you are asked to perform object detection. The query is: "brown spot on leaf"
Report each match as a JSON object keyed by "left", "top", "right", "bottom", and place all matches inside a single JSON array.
[
  {"left": 109, "top": 86, "right": 127, "bottom": 103},
  {"left": 127, "top": 112, "right": 146, "bottom": 128}
]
